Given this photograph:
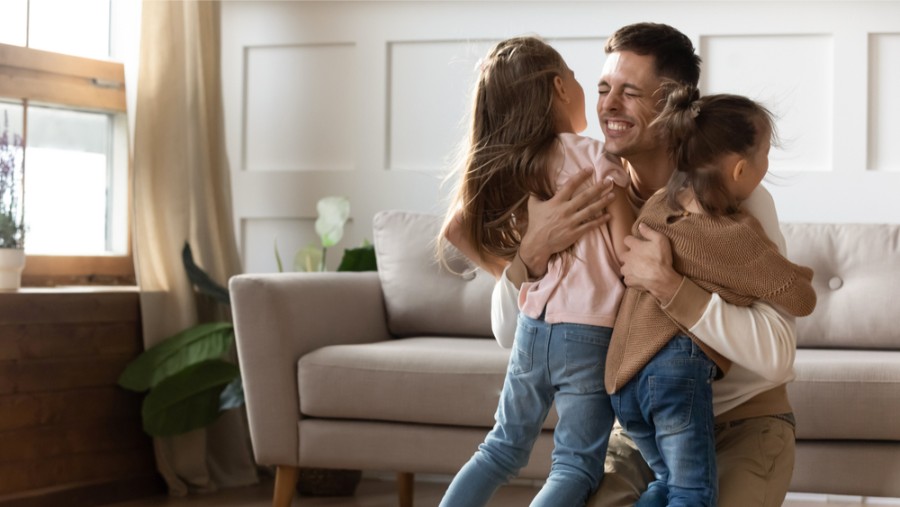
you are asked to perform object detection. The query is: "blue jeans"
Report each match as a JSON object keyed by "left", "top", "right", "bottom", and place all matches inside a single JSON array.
[
  {"left": 610, "top": 335, "right": 718, "bottom": 507},
  {"left": 439, "top": 314, "right": 615, "bottom": 507}
]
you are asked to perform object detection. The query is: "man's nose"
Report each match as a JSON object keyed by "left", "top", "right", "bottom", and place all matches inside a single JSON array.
[{"left": 599, "top": 92, "right": 620, "bottom": 113}]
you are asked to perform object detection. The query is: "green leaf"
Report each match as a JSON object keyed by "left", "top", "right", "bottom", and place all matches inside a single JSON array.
[
  {"left": 274, "top": 238, "right": 284, "bottom": 273},
  {"left": 182, "top": 243, "right": 230, "bottom": 305},
  {"left": 0, "top": 212, "right": 24, "bottom": 249},
  {"left": 118, "top": 322, "right": 234, "bottom": 392},
  {"left": 336, "top": 244, "right": 377, "bottom": 272},
  {"left": 294, "top": 244, "right": 324, "bottom": 272},
  {"left": 141, "top": 359, "right": 240, "bottom": 437},
  {"left": 315, "top": 196, "right": 350, "bottom": 248}
]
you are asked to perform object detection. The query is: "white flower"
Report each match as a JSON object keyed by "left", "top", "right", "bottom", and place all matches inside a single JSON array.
[{"left": 315, "top": 196, "right": 350, "bottom": 248}]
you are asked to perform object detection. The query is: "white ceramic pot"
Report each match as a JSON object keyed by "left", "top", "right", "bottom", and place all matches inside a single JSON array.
[{"left": 0, "top": 248, "right": 25, "bottom": 290}]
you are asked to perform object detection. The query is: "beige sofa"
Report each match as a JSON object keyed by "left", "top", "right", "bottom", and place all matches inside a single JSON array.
[{"left": 230, "top": 211, "right": 900, "bottom": 506}]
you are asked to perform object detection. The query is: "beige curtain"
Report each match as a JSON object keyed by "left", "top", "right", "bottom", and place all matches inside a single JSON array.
[{"left": 132, "top": 0, "right": 258, "bottom": 495}]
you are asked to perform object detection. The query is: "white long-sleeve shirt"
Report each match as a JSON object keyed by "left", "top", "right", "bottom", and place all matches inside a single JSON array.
[{"left": 491, "top": 185, "right": 797, "bottom": 418}]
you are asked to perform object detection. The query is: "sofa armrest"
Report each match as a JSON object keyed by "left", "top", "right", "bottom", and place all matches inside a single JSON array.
[{"left": 229, "top": 272, "right": 392, "bottom": 466}]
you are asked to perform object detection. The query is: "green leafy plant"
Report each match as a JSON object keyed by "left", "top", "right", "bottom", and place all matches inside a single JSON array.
[
  {"left": 0, "top": 112, "right": 25, "bottom": 249},
  {"left": 120, "top": 197, "right": 377, "bottom": 437},
  {"left": 118, "top": 244, "right": 239, "bottom": 437}
]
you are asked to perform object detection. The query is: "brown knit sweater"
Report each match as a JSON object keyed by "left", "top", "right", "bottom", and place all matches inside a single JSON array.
[{"left": 605, "top": 192, "right": 817, "bottom": 394}]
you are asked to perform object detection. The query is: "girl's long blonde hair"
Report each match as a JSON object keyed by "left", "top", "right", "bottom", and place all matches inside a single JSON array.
[{"left": 441, "top": 36, "right": 568, "bottom": 265}]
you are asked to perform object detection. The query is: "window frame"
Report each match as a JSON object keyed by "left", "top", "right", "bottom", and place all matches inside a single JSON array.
[{"left": 0, "top": 42, "right": 133, "bottom": 286}]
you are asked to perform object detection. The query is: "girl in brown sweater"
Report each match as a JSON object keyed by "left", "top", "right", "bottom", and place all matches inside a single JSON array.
[{"left": 605, "top": 85, "right": 817, "bottom": 507}]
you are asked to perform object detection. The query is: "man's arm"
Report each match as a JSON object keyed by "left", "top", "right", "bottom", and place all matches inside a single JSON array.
[
  {"left": 620, "top": 186, "right": 797, "bottom": 382},
  {"left": 491, "top": 265, "right": 520, "bottom": 348}
]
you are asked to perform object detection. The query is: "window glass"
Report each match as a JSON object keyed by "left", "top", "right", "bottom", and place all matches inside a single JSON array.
[
  {"left": 24, "top": 106, "right": 127, "bottom": 255},
  {"left": 28, "top": 0, "right": 110, "bottom": 59},
  {"left": 0, "top": 0, "right": 28, "bottom": 47}
]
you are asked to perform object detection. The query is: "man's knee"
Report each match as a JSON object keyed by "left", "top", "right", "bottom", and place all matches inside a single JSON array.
[{"left": 586, "top": 425, "right": 654, "bottom": 507}]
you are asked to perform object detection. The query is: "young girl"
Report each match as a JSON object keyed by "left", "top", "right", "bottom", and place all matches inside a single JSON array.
[
  {"left": 439, "top": 36, "right": 634, "bottom": 507},
  {"left": 605, "top": 85, "right": 818, "bottom": 506}
]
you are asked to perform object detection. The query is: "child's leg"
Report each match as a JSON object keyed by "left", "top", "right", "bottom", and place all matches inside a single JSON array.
[
  {"left": 530, "top": 324, "right": 615, "bottom": 507},
  {"left": 440, "top": 315, "right": 555, "bottom": 507},
  {"left": 635, "top": 336, "right": 718, "bottom": 507},
  {"left": 610, "top": 368, "right": 669, "bottom": 507}
]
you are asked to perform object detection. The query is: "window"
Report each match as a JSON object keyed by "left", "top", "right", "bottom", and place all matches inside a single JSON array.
[{"left": 0, "top": 0, "right": 132, "bottom": 285}]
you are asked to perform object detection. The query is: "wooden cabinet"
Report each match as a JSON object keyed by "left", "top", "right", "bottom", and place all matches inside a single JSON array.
[{"left": 0, "top": 288, "right": 163, "bottom": 506}]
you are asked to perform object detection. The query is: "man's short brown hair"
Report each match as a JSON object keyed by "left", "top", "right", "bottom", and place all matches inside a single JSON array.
[{"left": 605, "top": 22, "right": 701, "bottom": 87}]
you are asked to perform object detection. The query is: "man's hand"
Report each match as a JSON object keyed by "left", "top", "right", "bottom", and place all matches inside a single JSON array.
[
  {"left": 517, "top": 170, "right": 616, "bottom": 279},
  {"left": 621, "top": 223, "right": 683, "bottom": 305}
]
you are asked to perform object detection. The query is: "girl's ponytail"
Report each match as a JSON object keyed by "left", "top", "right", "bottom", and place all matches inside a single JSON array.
[{"left": 657, "top": 82, "right": 702, "bottom": 175}]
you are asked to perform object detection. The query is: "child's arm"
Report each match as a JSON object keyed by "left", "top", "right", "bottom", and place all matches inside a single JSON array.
[
  {"left": 756, "top": 251, "right": 817, "bottom": 317},
  {"left": 444, "top": 209, "right": 509, "bottom": 279},
  {"left": 607, "top": 182, "right": 636, "bottom": 266},
  {"left": 732, "top": 212, "right": 816, "bottom": 317}
]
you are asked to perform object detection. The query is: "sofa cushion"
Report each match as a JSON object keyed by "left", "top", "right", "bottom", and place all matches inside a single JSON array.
[
  {"left": 782, "top": 223, "right": 900, "bottom": 349},
  {"left": 373, "top": 210, "right": 494, "bottom": 338},
  {"left": 298, "top": 337, "right": 558, "bottom": 429},
  {"left": 789, "top": 348, "right": 900, "bottom": 440}
]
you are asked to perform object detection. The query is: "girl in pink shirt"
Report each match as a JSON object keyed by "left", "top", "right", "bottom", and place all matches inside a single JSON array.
[{"left": 439, "top": 36, "right": 634, "bottom": 507}]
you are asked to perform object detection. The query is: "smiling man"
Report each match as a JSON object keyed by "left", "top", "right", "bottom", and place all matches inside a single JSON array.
[{"left": 491, "top": 23, "right": 799, "bottom": 507}]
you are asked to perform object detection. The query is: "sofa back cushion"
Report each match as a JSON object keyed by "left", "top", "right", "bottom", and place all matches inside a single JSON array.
[
  {"left": 373, "top": 210, "right": 494, "bottom": 338},
  {"left": 783, "top": 222, "right": 900, "bottom": 349}
]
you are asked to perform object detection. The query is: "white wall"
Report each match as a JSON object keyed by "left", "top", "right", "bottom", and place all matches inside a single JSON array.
[{"left": 220, "top": 1, "right": 900, "bottom": 274}]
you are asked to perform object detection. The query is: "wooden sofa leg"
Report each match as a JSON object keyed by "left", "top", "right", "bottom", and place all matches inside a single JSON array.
[
  {"left": 273, "top": 465, "right": 299, "bottom": 507},
  {"left": 397, "top": 472, "right": 414, "bottom": 507}
]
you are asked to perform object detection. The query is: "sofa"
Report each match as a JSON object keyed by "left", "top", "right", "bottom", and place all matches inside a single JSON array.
[{"left": 230, "top": 210, "right": 900, "bottom": 506}]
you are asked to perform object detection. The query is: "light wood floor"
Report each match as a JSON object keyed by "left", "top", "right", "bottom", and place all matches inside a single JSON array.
[{"left": 100, "top": 476, "right": 900, "bottom": 507}]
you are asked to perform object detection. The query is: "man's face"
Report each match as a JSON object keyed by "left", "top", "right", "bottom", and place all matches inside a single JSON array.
[{"left": 596, "top": 51, "right": 665, "bottom": 158}]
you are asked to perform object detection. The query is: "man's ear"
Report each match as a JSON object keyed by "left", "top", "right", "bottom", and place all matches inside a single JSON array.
[{"left": 553, "top": 75, "right": 569, "bottom": 104}]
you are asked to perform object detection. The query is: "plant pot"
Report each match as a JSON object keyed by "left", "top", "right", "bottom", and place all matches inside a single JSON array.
[{"left": 0, "top": 248, "right": 25, "bottom": 290}]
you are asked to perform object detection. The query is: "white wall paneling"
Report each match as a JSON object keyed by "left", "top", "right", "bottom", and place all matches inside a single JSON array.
[
  {"left": 222, "top": 1, "right": 900, "bottom": 274},
  {"left": 241, "top": 217, "right": 314, "bottom": 275},
  {"left": 701, "top": 34, "right": 833, "bottom": 173},
  {"left": 869, "top": 33, "right": 900, "bottom": 171},
  {"left": 388, "top": 39, "right": 494, "bottom": 172},
  {"left": 244, "top": 43, "right": 356, "bottom": 172}
]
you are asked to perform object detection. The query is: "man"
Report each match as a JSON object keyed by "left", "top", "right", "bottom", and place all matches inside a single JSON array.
[{"left": 492, "top": 23, "right": 798, "bottom": 507}]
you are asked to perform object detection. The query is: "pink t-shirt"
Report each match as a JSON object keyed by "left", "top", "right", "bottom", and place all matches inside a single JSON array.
[{"left": 518, "top": 133, "right": 630, "bottom": 328}]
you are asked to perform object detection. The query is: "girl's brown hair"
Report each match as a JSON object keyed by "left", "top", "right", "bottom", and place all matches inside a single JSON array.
[
  {"left": 655, "top": 83, "right": 776, "bottom": 215},
  {"left": 442, "top": 36, "right": 568, "bottom": 264}
]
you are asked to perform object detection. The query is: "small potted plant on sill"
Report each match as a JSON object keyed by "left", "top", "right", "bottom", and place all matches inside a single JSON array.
[{"left": 0, "top": 112, "right": 25, "bottom": 290}]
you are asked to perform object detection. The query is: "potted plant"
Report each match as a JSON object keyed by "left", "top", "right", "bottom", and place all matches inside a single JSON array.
[
  {"left": 0, "top": 112, "right": 25, "bottom": 290},
  {"left": 277, "top": 196, "right": 376, "bottom": 273},
  {"left": 120, "top": 196, "right": 376, "bottom": 437}
]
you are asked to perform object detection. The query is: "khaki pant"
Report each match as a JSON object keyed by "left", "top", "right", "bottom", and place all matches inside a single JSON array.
[{"left": 587, "top": 417, "right": 796, "bottom": 507}]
